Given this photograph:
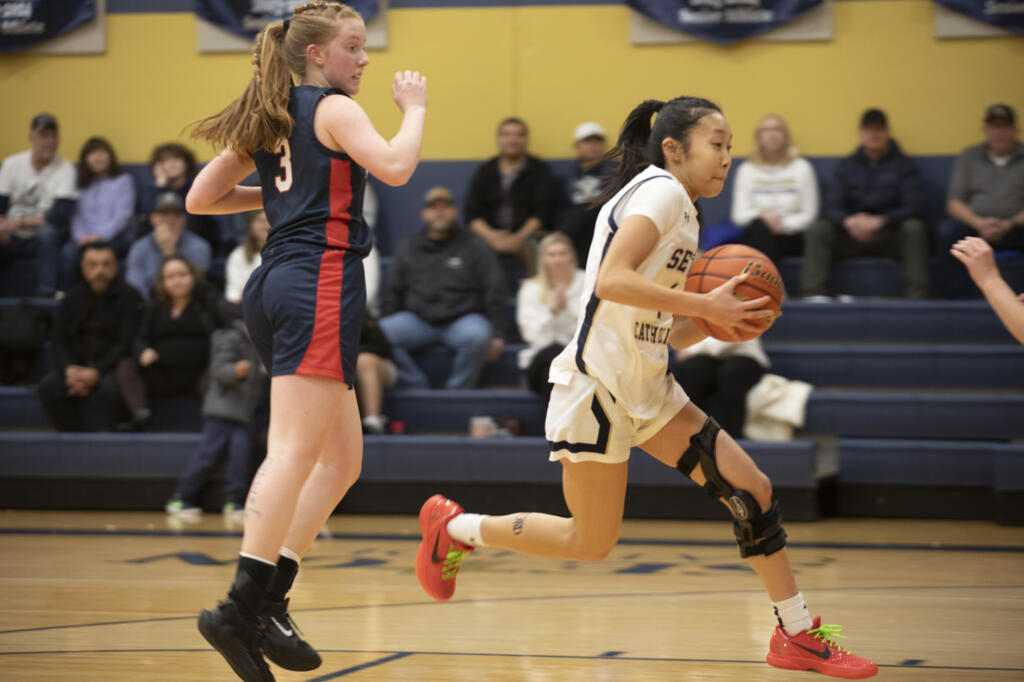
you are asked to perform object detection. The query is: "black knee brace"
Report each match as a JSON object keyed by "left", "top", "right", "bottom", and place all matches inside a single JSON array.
[{"left": 676, "top": 416, "right": 787, "bottom": 558}]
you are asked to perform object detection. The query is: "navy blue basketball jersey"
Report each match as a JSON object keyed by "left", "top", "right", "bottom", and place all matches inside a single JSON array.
[{"left": 253, "top": 85, "right": 370, "bottom": 256}]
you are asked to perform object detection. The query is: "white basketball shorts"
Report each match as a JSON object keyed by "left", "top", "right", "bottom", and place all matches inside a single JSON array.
[{"left": 546, "top": 370, "right": 689, "bottom": 464}]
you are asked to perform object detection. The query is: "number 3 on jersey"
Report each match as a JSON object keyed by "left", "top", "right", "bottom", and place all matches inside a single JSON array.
[{"left": 274, "top": 140, "right": 293, "bottom": 193}]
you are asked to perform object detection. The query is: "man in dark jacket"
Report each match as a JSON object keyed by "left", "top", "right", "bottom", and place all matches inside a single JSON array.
[
  {"left": 464, "top": 117, "right": 560, "bottom": 283},
  {"left": 801, "top": 109, "right": 929, "bottom": 299},
  {"left": 38, "top": 241, "right": 143, "bottom": 430},
  {"left": 379, "top": 187, "right": 506, "bottom": 389}
]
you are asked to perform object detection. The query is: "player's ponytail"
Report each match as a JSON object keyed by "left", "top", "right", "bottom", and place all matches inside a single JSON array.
[
  {"left": 190, "top": 2, "right": 362, "bottom": 158},
  {"left": 596, "top": 99, "right": 664, "bottom": 206},
  {"left": 595, "top": 96, "right": 722, "bottom": 207}
]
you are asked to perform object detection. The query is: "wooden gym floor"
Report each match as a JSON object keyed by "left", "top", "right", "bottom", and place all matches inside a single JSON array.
[{"left": 0, "top": 511, "right": 1022, "bottom": 680}]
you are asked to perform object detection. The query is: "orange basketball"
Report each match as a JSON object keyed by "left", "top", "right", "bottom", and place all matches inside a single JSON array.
[{"left": 683, "top": 244, "right": 783, "bottom": 342}]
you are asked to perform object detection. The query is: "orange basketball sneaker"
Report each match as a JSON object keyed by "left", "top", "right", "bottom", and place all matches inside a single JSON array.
[
  {"left": 766, "top": 616, "right": 878, "bottom": 678},
  {"left": 415, "top": 494, "right": 474, "bottom": 601}
]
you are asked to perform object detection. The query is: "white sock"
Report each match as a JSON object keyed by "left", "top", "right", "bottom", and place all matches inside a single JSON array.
[
  {"left": 239, "top": 552, "right": 277, "bottom": 568},
  {"left": 446, "top": 513, "right": 487, "bottom": 547},
  {"left": 362, "top": 414, "right": 386, "bottom": 429},
  {"left": 279, "top": 546, "right": 301, "bottom": 564},
  {"left": 772, "top": 592, "right": 813, "bottom": 636}
]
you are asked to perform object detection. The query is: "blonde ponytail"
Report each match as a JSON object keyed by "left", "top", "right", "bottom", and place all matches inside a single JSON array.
[{"left": 190, "top": 2, "right": 362, "bottom": 158}]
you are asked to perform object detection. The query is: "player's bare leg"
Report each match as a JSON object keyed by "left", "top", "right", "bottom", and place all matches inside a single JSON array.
[
  {"left": 200, "top": 374, "right": 345, "bottom": 681},
  {"left": 259, "top": 387, "right": 363, "bottom": 672},
  {"left": 641, "top": 401, "right": 876, "bottom": 678},
  {"left": 641, "top": 401, "right": 798, "bottom": 601},
  {"left": 480, "top": 459, "right": 629, "bottom": 560}
]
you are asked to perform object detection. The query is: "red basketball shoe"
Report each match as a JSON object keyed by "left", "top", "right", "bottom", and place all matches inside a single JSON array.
[
  {"left": 766, "top": 616, "right": 878, "bottom": 678},
  {"left": 415, "top": 495, "right": 474, "bottom": 601}
]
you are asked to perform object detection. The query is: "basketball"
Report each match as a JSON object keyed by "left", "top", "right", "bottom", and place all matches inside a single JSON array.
[{"left": 683, "top": 244, "right": 783, "bottom": 342}]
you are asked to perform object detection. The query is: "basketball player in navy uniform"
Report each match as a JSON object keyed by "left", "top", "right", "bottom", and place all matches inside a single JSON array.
[
  {"left": 416, "top": 97, "right": 878, "bottom": 679},
  {"left": 186, "top": 3, "right": 426, "bottom": 680}
]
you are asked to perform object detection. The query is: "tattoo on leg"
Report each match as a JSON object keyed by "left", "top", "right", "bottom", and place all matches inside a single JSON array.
[
  {"left": 512, "top": 513, "right": 529, "bottom": 535},
  {"left": 244, "top": 457, "right": 273, "bottom": 522}
]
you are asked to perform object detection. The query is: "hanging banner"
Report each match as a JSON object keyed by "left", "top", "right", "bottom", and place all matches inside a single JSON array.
[
  {"left": 626, "top": 0, "right": 824, "bottom": 45},
  {"left": 196, "top": 0, "right": 380, "bottom": 41},
  {"left": 0, "top": 0, "right": 96, "bottom": 53},
  {"left": 933, "top": 0, "right": 1024, "bottom": 34}
]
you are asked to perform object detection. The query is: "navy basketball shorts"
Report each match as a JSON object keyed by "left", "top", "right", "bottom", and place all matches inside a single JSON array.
[{"left": 243, "top": 247, "right": 365, "bottom": 386}]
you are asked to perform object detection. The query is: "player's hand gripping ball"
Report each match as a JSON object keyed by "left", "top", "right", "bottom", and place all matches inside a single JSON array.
[{"left": 683, "top": 244, "right": 783, "bottom": 342}]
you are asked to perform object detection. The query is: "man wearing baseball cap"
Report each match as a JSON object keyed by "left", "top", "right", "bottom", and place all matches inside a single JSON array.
[
  {"left": 378, "top": 186, "right": 507, "bottom": 390},
  {"left": 936, "top": 103, "right": 1024, "bottom": 298},
  {"left": 0, "top": 113, "right": 77, "bottom": 296},
  {"left": 125, "top": 190, "right": 211, "bottom": 301},
  {"left": 563, "top": 121, "right": 615, "bottom": 266},
  {"left": 802, "top": 107, "right": 929, "bottom": 299}
]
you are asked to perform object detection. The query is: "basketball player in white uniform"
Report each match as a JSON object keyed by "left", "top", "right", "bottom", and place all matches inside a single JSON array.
[{"left": 416, "top": 97, "right": 878, "bottom": 678}]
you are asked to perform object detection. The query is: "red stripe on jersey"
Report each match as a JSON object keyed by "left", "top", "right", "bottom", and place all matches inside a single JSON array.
[
  {"left": 296, "top": 249, "right": 345, "bottom": 381},
  {"left": 326, "top": 158, "right": 353, "bottom": 249}
]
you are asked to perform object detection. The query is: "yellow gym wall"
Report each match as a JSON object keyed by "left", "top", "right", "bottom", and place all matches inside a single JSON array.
[{"left": 1, "top": 0, "right": 1022, "bottom": 164}]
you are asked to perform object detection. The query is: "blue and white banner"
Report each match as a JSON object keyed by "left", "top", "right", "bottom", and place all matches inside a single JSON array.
[
  {"left": 933, "top": 0, "right": 1024, "bottom": 34},
  {"left": 196, "top": 0, "right": 380, "bottom": 40},
  {"left": 0, "top": 0, "right": 95, "bottom": 53},
  {"left": 627, "top": 0, "right": 823, "bottom": 45}
]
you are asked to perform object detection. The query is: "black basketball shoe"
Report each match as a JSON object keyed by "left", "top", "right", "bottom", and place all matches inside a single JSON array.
[
  {"left": 260, "top": 598, "right": 322, "bottom": 671},
  {"left": 198, "top": 599, "right": 275, "bottom": 682}
]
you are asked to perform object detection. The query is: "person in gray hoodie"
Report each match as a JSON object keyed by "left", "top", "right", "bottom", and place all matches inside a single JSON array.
[{"left": 165, "top": 317, "right": 265, "bottom": 517}]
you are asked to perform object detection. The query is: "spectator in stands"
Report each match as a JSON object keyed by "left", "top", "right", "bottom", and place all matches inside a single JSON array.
[
  {"left": 59, "top": 137, "right": 136, "bottom": 290},
  {"left": 562, "top": 122, "right": 615, "bottom": 266},
  {"left": 936, "top": 103, "right": 1024, "bottom": 298},
  {"left": 672, "top": 337, "right": 769, "bottom": 437},
  {"left": 952, "top": 236, "right": 1024, "bottom": 344},
  {"left": 731, "top": 114, "right": 819, "bottom": 263},
  {"left": 139, "top": 142, "right": 221, "bottom": 252},
  {"left": 118, "top": 255, "right": 219, "bottom": 430},
  {"left": 801, "top": 108, "right": 928, "bottom": 299},
  {"left": 126, "top": 191, "right": 211, "bottom": 301},
  {"left": 465, "top": 117, "right": 560, "bottom": 279},
  {"left": 0, "top": 114, "right": 76, "bottom": 297},
  {"left": 224, "top": 209, "right": 268, "bottom": 304},
  {"left": 516, "top": 232, "right": 585, "bottom": 402},
  {"left": 38, "top": 241, "right": 143, "bottom": 431},
  {"left": 380, "top": 186, "right": 506, "bottom": 389},
  {"left": 165, "top": 317, "right": 264, "bottom": 520},
  {"left": 356, "top": 312, "right": 396, "bottom": 434}
]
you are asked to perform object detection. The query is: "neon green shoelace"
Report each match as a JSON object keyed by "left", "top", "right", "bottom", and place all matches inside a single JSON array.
[
  {"left": 807, "top": 623, "right": 848, "bottom": 653},
  {"left": 441, "top": 548, "right": 469, "bottom": 579}
]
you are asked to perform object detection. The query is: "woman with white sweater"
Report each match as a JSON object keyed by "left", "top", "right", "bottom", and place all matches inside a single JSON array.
[
  {"left": 731, "top": 114, "right": 819, "bottom": 263},
  {"left": 516, "top": 232, "right": 585, "bottom": 401},
  {"left": 223, "top": 210, "right": 269, "bottom": 304}
]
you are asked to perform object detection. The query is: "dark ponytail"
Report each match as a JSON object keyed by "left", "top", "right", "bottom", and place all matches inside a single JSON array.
[{"left": 595, "top": 95, "right": 722, "bottom": 207}]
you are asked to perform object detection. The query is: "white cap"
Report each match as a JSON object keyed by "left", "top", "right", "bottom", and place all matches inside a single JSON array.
[{"left": 573, "top": 121, "right": 606, "bottom": 142}]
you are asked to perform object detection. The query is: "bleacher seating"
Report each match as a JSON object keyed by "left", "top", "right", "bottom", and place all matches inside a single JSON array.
[{"left": 2, "top": 155, "right": 1023, "bottom": 523}]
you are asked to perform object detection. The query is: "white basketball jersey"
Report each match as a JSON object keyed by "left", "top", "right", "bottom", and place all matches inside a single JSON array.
[{"left": 549, "top": 165, "right": 700, "bottom": 420}]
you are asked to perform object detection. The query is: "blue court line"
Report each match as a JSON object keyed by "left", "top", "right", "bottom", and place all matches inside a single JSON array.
[
  {"left": 0, "top": 647, "right": 1020, "bottom": 674},
  {"left": 307, "top": 652, "right": 414, "bottom": 680},
  {"left": 2, "top": 526, "right": 1023, "bottom": 554},
  {"left": 1, "top": 583, "right": 1019, "bottom": 637}
]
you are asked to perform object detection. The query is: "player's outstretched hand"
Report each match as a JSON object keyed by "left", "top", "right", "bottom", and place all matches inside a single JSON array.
[
  {"left": 701, "top": 274, "right": 773, "bottom": 337},
  {"left": 392, "top": 70, "right": 427, "bottom": 113},
  {"left": 951, "top": 236, "right": 999, "bottom": 288}
]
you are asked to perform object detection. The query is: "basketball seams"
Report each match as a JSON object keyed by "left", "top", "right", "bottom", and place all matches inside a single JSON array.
[{"left": 684, "top": 245, "right": 783, "bottom": 339}]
